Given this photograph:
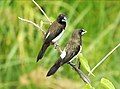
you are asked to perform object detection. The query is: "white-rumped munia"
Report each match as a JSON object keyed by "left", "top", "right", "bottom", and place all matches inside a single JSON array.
[
  {"left": 37, "top": 14, "right": 67, "bottom": 62},
  {"left": 47, "top": 29, "right": 87, "bottom": 76}
]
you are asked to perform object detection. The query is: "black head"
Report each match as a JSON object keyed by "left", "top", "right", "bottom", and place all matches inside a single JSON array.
[
  {"left": 57, "top": 14, "right": 67, "bottom": 24},
  {"left": 79, "top": 29, "right": 87, "bottom": 36}
]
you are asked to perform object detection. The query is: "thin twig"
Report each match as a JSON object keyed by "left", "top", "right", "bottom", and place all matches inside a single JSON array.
[
  {"left": 32, "top": 0, "right": 52, "bottom": 24},
  {"left": 68, "top": 62, "right": 91, "bottom": 84},
  {"left": 56, "top": 46, "right": 62, "bottom": 53},
  {"left": 18, "top": 17, "right": 46, "bottom": 35},
  {"left": 88, "top": 43, "right": 120, "bottom": 76},
  {"left": 53, "top": 43, "right": 63, "bottom": 53}
]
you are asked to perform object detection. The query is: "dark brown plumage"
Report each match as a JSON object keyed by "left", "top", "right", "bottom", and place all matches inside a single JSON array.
[
  {"left": 47, "top": 29, "right": 87, "bottom": 76},
  {"left": 37, "top": 14, "right": 67, "bottom": 62}
]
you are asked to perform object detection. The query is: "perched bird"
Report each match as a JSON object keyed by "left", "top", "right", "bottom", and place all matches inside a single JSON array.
[
  {"left": 37, "top": 14, "right": 67, "bottom": 62},
  {"left": 47, "top": 29, "right": 87, "bottom": 76}
]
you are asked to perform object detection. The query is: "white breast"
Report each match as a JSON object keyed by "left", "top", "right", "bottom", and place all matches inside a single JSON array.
[{"left": 52, "top": 30, "right": 65, "bottom": 43}]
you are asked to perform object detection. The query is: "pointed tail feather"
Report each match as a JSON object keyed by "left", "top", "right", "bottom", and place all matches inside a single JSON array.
[
  {"left": 47, "top": 59, "right": 62, "bottom": 76},
  {"left": 37, "top": 43, "right": 49, "bottom": 62}
]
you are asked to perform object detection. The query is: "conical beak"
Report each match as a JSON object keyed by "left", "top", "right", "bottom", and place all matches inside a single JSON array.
[{"left": 84, "top": 30, "right": 87, "bottom": 34}]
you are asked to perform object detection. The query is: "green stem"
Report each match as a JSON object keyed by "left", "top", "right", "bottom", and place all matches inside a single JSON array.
[{"left": 88, "top": 43, "right": 120, "bottom": 76}]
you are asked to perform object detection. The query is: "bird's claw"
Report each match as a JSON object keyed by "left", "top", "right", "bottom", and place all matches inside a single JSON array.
[
  {"left": 68, "top": 62, "right": 76, "bottom": 66},
  {"left": 54, "top": 43, "right": 58, "bottom": 49}
]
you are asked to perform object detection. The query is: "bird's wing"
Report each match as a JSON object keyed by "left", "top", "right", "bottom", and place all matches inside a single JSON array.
[
  {"left": 44, "top": 22, "right": 63, "bottom": 43},
  {"left": 62, "top": 45, "right": 80, "bottom": 64},
  {"left": 44, "top": 29, "right": 50, "bottom": 40}
]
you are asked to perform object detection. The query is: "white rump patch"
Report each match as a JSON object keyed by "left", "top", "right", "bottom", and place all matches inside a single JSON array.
[{"left": 60, "top": 50, "right": 66, "bottom": 59}]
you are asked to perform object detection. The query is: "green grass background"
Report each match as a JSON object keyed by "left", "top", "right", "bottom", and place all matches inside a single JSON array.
[{"left": 0, "top": 0, "right": 120, "bottom": 89}]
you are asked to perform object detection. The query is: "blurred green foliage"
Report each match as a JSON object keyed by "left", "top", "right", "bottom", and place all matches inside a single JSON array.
[{"left": 0, "top": 0, "right": 120, "bottom": 89}]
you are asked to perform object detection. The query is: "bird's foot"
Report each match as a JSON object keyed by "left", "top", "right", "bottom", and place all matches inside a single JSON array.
[
  {"left": 68, "top": 62, "right": 76, "bottom": 66},
  {"left": 54, "top": 42, "right": 58, "bottom": 49}
]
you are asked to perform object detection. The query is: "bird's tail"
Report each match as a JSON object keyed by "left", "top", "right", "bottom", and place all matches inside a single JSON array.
[
  {"left": 47, "top": 58, "right": 62, "bottom": 76},
  {"left": 37, "top": 43, "right": 49, "bottom": 62}
]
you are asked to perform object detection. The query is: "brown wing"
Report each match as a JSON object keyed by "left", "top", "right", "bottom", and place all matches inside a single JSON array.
[
  {"left": 44, "top": 21, "right": 63, "bottom": 43},
  {"left": 62, "top": 44, "right": 80, "bottom": 64}
]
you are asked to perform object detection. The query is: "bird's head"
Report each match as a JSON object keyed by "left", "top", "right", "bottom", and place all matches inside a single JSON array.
[
  {"left": 57, "top": 14, "right": 67, "bottom": 24},
  {"left": 78, "top": 29, "right": 87, "bottom": 36},
  {"left": 72, "top": 29, "right": 87, "bottom": 39}
]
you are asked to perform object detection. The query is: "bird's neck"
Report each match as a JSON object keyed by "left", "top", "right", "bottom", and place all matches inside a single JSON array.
[
  {"left": 59, "top": 22, "right": 66, "bottom": 28},
  {"left": 72, "top": 35, "right": 82, "bottom": 46}
]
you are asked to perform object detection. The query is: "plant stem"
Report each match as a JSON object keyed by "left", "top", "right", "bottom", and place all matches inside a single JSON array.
[
  {"left": 32, "top": 0, "right": 52, "bottom": 24},
  {"left": 88, "top": 43, "right": 120, "bottom": 76},
  {"left": 68, "top": 62, "right": 91, "bottom": 84},
  {"left": 18, "top": 17, "right": 46, "bottom": 35}
]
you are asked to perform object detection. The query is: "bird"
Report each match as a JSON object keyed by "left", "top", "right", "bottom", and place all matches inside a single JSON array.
[
  {"left": 37, "top": 14, "right": 67, "bottom": 62},
  {"left": 46, "top": 29, "right": 87, "bottom": 76}
]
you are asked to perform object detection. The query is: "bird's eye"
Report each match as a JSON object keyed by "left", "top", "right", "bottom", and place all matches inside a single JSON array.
[{"left": 79, "top": 29, "right": 87, "bottom": 35}]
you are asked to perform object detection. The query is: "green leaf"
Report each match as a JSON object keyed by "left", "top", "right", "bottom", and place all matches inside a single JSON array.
[
  {"left": 101, "top": 78, "right": 115, "bottom": 89},
  {"left": 83, "top": 84, "right": 95, "bottom": 89},
  {"left": 78, "top": 53, "right": 94, "bottom": 76}
]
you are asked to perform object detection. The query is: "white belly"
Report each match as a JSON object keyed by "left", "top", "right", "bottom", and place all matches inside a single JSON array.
[{"left": 52, "top": 30, "right": 64, "bottom": 43}]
